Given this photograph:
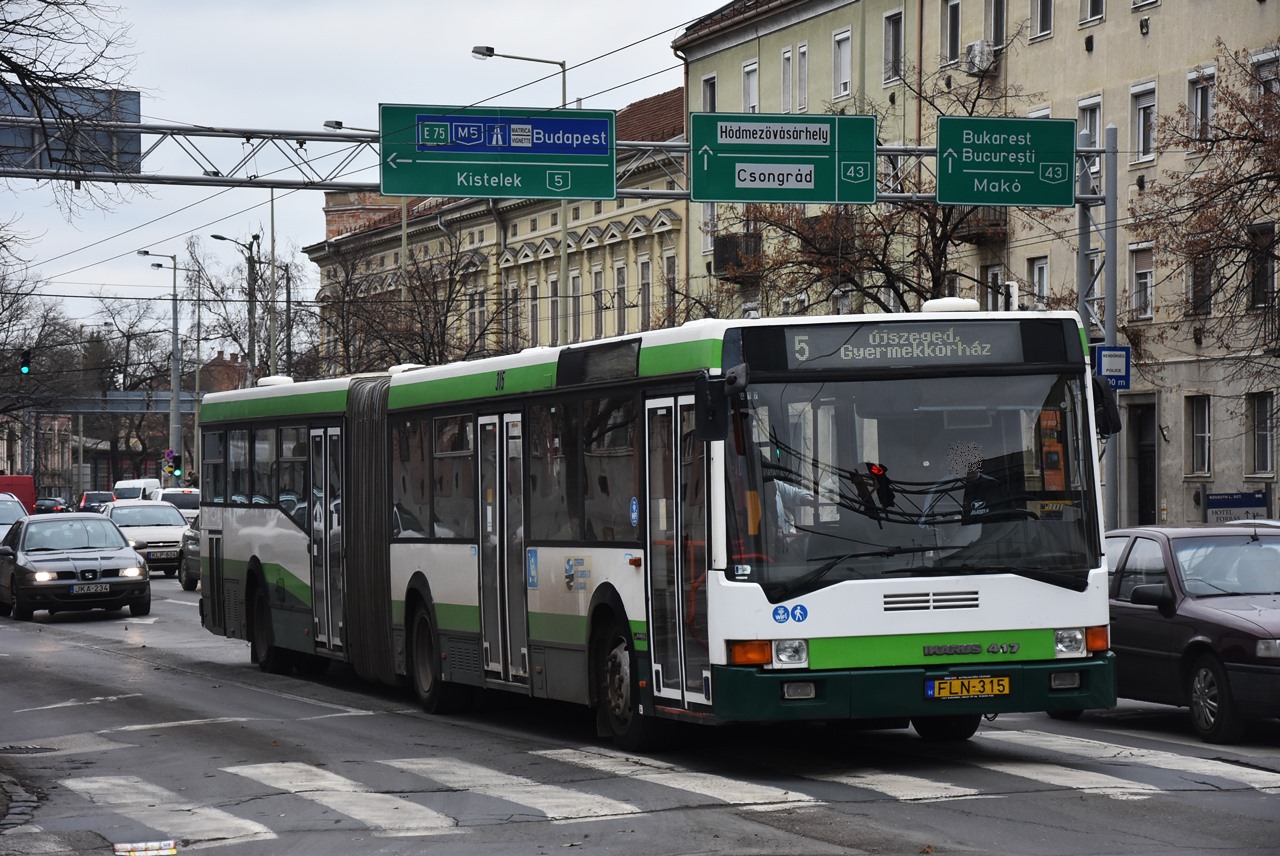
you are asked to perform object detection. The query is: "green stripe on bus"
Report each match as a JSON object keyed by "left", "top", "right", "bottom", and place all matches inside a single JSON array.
[
  {"left": 808, "top": 628, "right": 1055, "bottom": 670},
  {"left": 528, "top": 611, "right": 587, "bottom": 646},
  {"left": 388, "top": 362, "right": 557, "bottom": 410},
  {"left": 260, "top": 561, "right": 312, "bottom": 608},
  {"left": 434, "top": 602, "right": 480, "bottom": 633},
  {"left": 201, "top": 389, "right": 349, "bottom": 422},
  {"left": 637, "top": 339, "right": 723, "bottom": 376}
]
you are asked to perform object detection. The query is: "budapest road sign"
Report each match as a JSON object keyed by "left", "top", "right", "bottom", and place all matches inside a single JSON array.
[
  {"left": 379, "top": 104, "right": 616, "bottom": 199},
  {"left": 690, "top": 113, "right": 877, "bottom": 204},
  {"left": 936, "top": 116, "right": 1076, "bottom": 207}
]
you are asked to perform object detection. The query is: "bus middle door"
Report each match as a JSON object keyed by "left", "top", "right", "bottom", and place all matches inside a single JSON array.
[
  {"left": 478, "top": 414, "right": 529, "bottom": 685},
  {"left": 309, "top": 426, "right": 344, "bottom": 652}
]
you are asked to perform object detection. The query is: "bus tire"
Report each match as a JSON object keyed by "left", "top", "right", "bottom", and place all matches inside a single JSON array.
[
  {"left": 408, "top": 603, "right": 468, "bottom": 714},
  {"left": 596, "top": 616, "right": 668, "bottom": 751},
  {"left": 250, "top": 585, "right": 294, "bottom": 675},
  {"left": 911, "top": 714, "right": 982, "bottom": 741}
]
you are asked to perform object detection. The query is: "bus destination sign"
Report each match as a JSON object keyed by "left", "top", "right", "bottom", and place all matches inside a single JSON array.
[{"left": 778, "top": 322, "right": 1027, "bottom": 370}]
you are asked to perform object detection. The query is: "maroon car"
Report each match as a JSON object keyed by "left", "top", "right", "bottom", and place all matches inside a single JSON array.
[{"left": 1105, "top": 526, "right": 1280, "bottom": 743}]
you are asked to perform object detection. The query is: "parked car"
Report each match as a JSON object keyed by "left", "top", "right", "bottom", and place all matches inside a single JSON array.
[
  {"left": 101, "top": 500, "right": 188, "bottom": 577},
  {"left": 1105, "top": 526, "right": 1280, "bottom": 743},
  {"left": 178, "top": 513, "right": 200, "bottom": 592},
  {"left": 77, "top": 491, "right": 116, "bottom": 514},
  {"left": 0, "top": 498, "right": 28, "bottom": 530},
  {"left": 33, "top": 497, "right": 70, "bottom": 514},
  {"left": 0, "top": 512, "right": 150, "bottom": 619},
  {"left": 149, "top": 487, "right": 200, "bottom": 523}
]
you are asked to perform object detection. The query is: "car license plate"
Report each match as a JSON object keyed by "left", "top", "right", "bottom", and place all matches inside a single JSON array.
[
  {"left": 150, "top": 551, "right": 178, "bottom": 560},
  {"left": 71, "top": 583, "right": 110, "bottom": 594},
  {"left": 926, "top": 676, "right": 1010, "bottom": 699}
]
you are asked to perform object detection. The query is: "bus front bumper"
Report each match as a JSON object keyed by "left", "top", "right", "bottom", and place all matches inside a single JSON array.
[{"left": 704, "top": 653, "right": 1116, "bottom": 724}]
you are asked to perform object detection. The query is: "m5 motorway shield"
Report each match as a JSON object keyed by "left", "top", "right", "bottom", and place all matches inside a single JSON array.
[
  {"left": 690, "top": 112, "right": 877, "bottom": 204},
  {"left": 379, "top": 104, "right": 616, "bottom": 200}
]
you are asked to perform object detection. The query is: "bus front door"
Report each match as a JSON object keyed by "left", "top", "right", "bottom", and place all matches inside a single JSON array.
[
  {"left": 646, "top": 397, "right": 711, "bottom": 711},
  {"left": 478, "top": 414, "right": 529, "bottom": 684},
  {"left": 309, "top": 426, "right": 344, "bottom": 652}
]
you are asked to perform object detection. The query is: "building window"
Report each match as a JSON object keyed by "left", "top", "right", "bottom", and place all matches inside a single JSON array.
[
  {"left": 1251, "top": 392, "right": 1275, "bottom": 475},
  {"left": 1189, "top": 256, "right": 1213, "bottom": 316},
  {"left": 702, "top": 202, "right": 717, "bottom": 253},
  {"left": 1131, "top": 246, "right": 1154, "bottom": 319},
  {"left": 833, "top": 29, "right": 851, "bottom": 97},
  {"left": 781, "top": 48, "right": 792, "bottom": 113},
  {"left": 664, "top": 254, "right": 678, "bottom": 317},
  {"left": 1188, "top": 395, "right": 1211, "bottom": 476},
  {"left": 1189, "top": 70, "right": 1215, "bottom": 141},
  {"left": 593, "top": 268, "right": 604, "bottom": 340},
  {"left": 883, "top": 13, "right": 904, "bottom": 83},
  {"left": 505, "top": 280, "right": 521, "bottom": 351},
  {"left": 981, "top": 264, "right": 1005, "bottom": 311},
  {"left": 1078, "top": 96, "right": 1101, "bottom": 172},
  {"left": 614, "top": 264, "right": 627, "bottom": 335},
  {"left": 1255, "top": 56, "right": 1280, "bottom": 98},
  {"left": 467, "top": 290, "right": 486, "bottom": 344},
  {"left": 1249, "top": 223, "right": 1276, "bottom": 307},
  {"left": 1029, "top": 256, "right": 1049, "bottom": 308},
  {"left": 549, "top": 277, "right": 560, "bottom": 346},
  {"left": 1132, "top": 85, "right": 1157, "bottom": 160},
  {"left": 1079, "top": 0, "right": 1103, "bottom": 23},
  {"left": 797, "top": 44, "right": 808, "bottom": 111},
  {"left": 943, "top": 0, "right": 961, "bottom": 65},
  {"left": 593, "top": 200, "right": 603, "bottom": 215},
  {"left": 509, "top": 222, "right": 518, "bottom": 238},
  {"left": 986, "top": 0, "right": 1005, "bottom": 44},
  {"left": 529, "top": 217, "right": 538, "bottom": 233},
  {"left": 550, "top": 212, "right": 558, "bottom": 228},
  {"left": 701, "top": 74, "right": 717, "bottom": 112},
  {"left": 638, "top": 259, "right": 652, "bottom": 331},
  {"left": 570, "top": 272, "right": 582, "bottom": 343},
  {"left": 742, "top": 61, "right": 759, "bottom": 112},
  {"left": 529, "top": 282, "right": 540, "bottom": 347},
  {"left": 1032, "top": 0, "right": 1052, "bottom": 37}
]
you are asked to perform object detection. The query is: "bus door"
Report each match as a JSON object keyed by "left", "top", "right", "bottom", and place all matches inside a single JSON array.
[
  {"left": 645, "top": 397, "right": 711, "bottom": 709},
  {"left": 478, "top": 414, "right": 529, "bottom": 684},
  {"left": 309, "top": 426, "right": 344, "bottom": 651}
]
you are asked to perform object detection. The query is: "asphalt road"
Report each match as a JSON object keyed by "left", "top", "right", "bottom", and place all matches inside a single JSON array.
[{"left": 1, "top": 578, "right": 1277, "bottom": 855}]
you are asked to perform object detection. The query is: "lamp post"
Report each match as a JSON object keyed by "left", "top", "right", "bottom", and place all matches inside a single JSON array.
[
  {"left": 137, "top": 250, "right": 182, "bottom": 486},
  {"left": 471, "top": 44, "right": 570, "bottom": 346},
  {"left": 211, "top": 233, "right": 262, "bottom": 386}
]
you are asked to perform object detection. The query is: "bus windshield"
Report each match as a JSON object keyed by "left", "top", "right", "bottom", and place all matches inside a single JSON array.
[{"left": 724, "top": 371, "right": 1101, "bottom": 602}]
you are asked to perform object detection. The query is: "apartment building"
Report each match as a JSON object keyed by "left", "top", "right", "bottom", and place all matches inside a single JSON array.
[{"left": 674, "top": 0, "right": 1280, "bottom": 526}]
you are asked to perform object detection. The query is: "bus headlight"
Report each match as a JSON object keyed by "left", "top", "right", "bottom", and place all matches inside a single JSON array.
[
  {"left": 1054, "top": 628, "right": 1086, "bottom": 656},
  {"left": 773, "top": 639, "right": 808, "bottom": 668}
]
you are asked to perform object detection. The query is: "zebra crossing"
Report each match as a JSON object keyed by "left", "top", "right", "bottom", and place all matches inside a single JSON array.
[{"left": 10, "top": 729, "right": 1280, "bottom": 849}]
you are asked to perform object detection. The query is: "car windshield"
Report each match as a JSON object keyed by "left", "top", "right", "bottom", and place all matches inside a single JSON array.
[
  {"left": 723, "top": 373, "right": 1101, "bottom": 602},
  {"left": 1172, "top": 535, "right": 1280, "bottom": 596},
  {"left": 111, "top": 506, "right": 187, "bottom": 527},
  {"left": 24, "top": 518, "right": 128, "bottom": 551},
  {"left": 0, "top": 499, "right": 26, "bottom": 525}
]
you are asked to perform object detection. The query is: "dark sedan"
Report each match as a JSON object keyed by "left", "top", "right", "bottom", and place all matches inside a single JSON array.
[
  {"left": 33, "top": 497, "right": 70, "bottom": 514},
  {"left": 77, "top": 491, "right": 116, "bottom": 513},
  {"left": 1106, "top": 526, "right": 1280, "bottom": 742},
  {"left": 0, "top": 513, "right": 150, "bottom": 620}
]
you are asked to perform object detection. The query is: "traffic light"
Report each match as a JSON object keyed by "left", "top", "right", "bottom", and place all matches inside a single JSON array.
[
  {"left": 171, "top": 456, "right": 183, "bottom": 479},
  {"left": 19, "top": 349, "right": 30, "bottom": 374}
]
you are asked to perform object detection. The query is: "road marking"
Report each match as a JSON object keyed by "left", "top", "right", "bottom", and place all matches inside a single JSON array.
[
  {"left": 224, "top": 762, "right": 462, "bottom": 837},
  {"left": 385, "top": 757, "right": 640, "bottom": 819},
  {"left": 62, "top": 776, "right": 274, "bottom": 846},
  {"left": 161, "top": 598, "right": 197, "bottom": 606},
  {"left": 15, "top": 694, "right": 142, "bottom": 713},
  {"left": 803, "top": 768, "right": 983, "bottom": 802},
  {"left": 108, "top": 717, "right": 254, "bottom": 732},
  {"left": 534, "top": 747, "right": 817, "bottom": 808},
  {"left": 0, "top": 732, "right": 133, "bottom": 757},
  {"left": 985, "top": 729, "right": 1280, "bottom": 793},
  {"left": 973, "top": 758, "right": 1159, "bottom": 799}
]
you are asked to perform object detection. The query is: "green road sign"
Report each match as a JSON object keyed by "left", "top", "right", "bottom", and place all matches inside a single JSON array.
[
  {"left": 690, "top": 113, "right": 877, "bottom": 204},
  {"left": 936, "top": 116, "right": 1077, "bottom": 207},
  {"left": 379, "top": 104, "right": 616, "bottom": 199}
]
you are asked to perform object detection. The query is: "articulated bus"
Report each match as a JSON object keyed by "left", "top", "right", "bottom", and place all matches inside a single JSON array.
[{"left": 198, "top": 300, "right": 1119, "bottom": 748}]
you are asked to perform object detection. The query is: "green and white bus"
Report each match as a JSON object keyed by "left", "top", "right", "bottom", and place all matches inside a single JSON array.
[{"left": 198, "top": 300, "right": 1119, "bottom": 748}]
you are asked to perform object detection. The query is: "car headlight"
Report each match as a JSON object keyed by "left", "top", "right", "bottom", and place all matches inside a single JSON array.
[
  {"left": 121, "top": 566, "right": 143, "bottom": 578},
  {"left": 33, "top": 571, "right": 56, "bottom": 582},
  {"left": 1257, "top": 640, "right": 1280, "bottom": 659}
]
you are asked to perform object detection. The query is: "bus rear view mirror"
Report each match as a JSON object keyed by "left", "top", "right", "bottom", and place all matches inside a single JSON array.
[
  {"left": 695, "top": 371, "right": 729, "bottom": 441},
  {"left": 1092, "top": 376, "right": 1122, "bottom": 437}
]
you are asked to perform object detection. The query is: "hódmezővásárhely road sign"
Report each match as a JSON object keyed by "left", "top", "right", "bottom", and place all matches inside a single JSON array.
[
  {"left": 690, "top": 113, "right": 877, "bottom": 204},
  {"left": 379, "top": 104, "right": 616, "bottom": 199},
  {"left": 936, "top": 116, "right": 1077, "bottom": 207}
]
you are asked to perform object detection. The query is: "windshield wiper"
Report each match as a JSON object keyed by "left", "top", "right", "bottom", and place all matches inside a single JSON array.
[
  {"left": 930, "top": 563, "right": 1089, "bottom": 592},
  {"left": 771, "top": 544, "right": 938, "bottom": 601}
]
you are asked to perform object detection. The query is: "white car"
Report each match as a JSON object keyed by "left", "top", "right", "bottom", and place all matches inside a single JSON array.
[
  {"left": 149, "top": 487, "right": 201, "bottom": 523},
  {"left": 101, "top": 500, "right": 189, "bottom": 577}
]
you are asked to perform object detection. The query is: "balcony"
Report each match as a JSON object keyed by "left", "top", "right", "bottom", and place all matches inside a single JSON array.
[
  {"left": 949, "top": 206, "right": 1008, "bottom": 244},
  {"left": 713, "top": 232, "right": 763, "bottom": 286}
]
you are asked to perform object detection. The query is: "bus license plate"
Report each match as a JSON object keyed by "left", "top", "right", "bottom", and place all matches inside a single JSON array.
[
  {"left": 71, "top": 583, "right": 110, "bottom": 594},
  {"left": 927, "top": 676, "right": 1010, "bottom": 699}
]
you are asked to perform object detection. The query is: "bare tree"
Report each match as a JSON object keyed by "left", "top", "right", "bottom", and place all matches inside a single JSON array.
[{"left": 1129, "top": 38, "right": 1280, "bottom": 391}]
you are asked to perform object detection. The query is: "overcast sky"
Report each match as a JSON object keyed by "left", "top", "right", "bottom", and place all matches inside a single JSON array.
[{"left": 6, "top": 0, "right": 721, "bottom": 329}]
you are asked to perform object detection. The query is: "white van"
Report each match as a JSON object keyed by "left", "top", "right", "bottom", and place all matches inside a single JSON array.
[
  {"left": 149, "top": 486, "right": 200, "bottom": 523},
  {"left": 113, "top": 478, "right": 161, "bottom": 501}
]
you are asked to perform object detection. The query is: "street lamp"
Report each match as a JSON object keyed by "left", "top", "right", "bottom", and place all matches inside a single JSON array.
[
  {"left": 137, "top": 249, "right": 182, "bottom": 486},
  {"left": 472, "top": 44, "right": 570, "bottom": 345},
  {"left": 211, "top": 233, "right": 262, "bottom": 385}
]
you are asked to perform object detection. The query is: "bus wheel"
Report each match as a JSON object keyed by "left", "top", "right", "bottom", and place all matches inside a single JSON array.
[
  {"left": 408, "top": 604, "right": 468, "bottom": 714},
  {"left": 596, "top": 617, "right": 667, "bottom": 751},
  {"left": 911, "top": 714, "right": 982, "bottom": 741},
  {"left": 250, "top": 586, "right": 294, "bottom": 675}
]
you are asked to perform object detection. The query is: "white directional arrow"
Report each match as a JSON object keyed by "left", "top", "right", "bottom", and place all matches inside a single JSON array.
[
  {"left": 942, "top": 148, "right": 958, "bottom": 173},
  {"left": 698, "top": 144, "right": 713, "bottom": 170}
]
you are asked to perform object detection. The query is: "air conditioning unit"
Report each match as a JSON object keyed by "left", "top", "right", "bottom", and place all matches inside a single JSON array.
[{"left": 963, "top": 40, "right": 996, "bottom": 75}]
